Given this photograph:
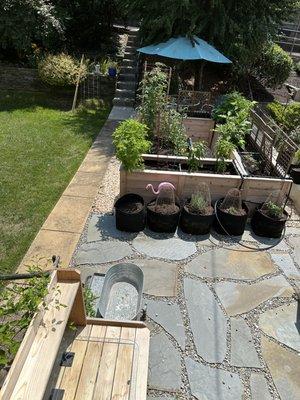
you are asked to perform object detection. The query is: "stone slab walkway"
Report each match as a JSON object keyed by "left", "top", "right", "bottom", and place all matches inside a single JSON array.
[{"left": 72, "top": 212, "right": 300, "bottom": 400}]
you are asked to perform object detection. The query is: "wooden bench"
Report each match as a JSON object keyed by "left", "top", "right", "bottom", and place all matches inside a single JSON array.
[{"left": 0, "top": 270, "right": 150, "bottom": 400}]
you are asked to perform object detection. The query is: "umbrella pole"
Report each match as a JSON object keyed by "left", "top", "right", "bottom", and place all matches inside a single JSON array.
[
  {"left": 194, "top": 61, "right": 204, "bottom": 91},
  {"left": 199, "top": 62, "right": 205, "bottom": 90}
]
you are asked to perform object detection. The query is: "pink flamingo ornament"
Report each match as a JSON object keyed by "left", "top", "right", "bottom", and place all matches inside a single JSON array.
[{"left": 146, "top": 182, "right": 176, "bottom": 195}]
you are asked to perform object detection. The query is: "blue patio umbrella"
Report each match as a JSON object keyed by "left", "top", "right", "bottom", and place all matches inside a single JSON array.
[
  {"left": 138, "top": 35, "right": 231, "bottom": 64},
  {"left": 138, "top": 35, "right": 231, "bottom": 89}
]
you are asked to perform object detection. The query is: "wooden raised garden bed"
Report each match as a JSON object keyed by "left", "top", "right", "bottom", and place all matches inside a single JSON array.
[
  {"left": 183, "top": 116, "right": 217, "bottom": 148},
  {"left": 120, "top": 154, "right": 292, "bottom": 208}
]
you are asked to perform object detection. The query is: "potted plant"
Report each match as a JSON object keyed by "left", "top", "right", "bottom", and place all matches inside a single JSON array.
[
  {"left": 214, "top": 189, "right": 249, "bottom": 236},
  {"left": 108, "top": 60, "right": 118, "bottom": 77},
  {"left": 146, "top": 182, "right": 181, "bottom": 233},
  {"left": 251, "top": 197, "right": 288, "bottom": 238},
  {"left": 180, "top": 183, "right": 215, "bottom": 235},
  {"left": 114, "top": 193, "right": 146, "bottom": 232},
  {"left": 290, "top": 149, "right": 300, "bottom": 184}
]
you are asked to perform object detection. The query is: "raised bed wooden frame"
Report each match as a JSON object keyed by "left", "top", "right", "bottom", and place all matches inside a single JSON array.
[{"left": 120, "top": 154, "right": 292, "bottom": 208}]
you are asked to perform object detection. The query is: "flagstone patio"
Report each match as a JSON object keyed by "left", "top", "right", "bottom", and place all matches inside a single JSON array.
[{"left": 72, "top": 212, "right": 300, "bottom": 400}]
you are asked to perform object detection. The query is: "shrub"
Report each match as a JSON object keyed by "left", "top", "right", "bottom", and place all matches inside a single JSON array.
[
  {"left": 254, "top": 43, "right": 293, "bottom": 88},
  {"left": 113, "top": 119, "right": 151, "bottom": 171},
  {"left": 212, "top": 92, "right": 255, "bottom": 123},
  {"left": 267, "top": 101, "right": 300, "bottom": 135},
  {"left": 38, "top": 53, "right": 88, "bottom": 87}
]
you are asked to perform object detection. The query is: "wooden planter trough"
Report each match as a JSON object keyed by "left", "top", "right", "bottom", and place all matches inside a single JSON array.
[
  {"left": 183, "top": 116, "right": 217, "bottom": 148},
  {"left": 120, "top": 154, "right": 292, "bottom": 209}
]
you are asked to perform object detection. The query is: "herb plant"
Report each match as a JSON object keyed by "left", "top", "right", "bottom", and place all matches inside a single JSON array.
[
  {"left": 113, "top": 119, "right": 151, "bottom": 171},
  {"left": 83, "top": 287, "right": 97, "bottom": 317},
  {"left": 160, "top": 108, "right": 187, "bottom": 156},
  {"left": 263, "top": 201, "right": 284, "bottom": 219},
  {"left": 190, "top": 193, "right": 207, "bottom": 212},
  {"left": 212, "top": 92, "right": 255, "bottom": 124},
  {"left": 215, "top": 138, "right": 235, "bottom": 173}
]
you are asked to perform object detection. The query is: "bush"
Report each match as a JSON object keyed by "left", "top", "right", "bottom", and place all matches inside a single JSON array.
[
  {"left": 38, "top": 53, "right": 87, "bottom": 87},
  {"left": 212, "top": 92, "right": 255, "bottom": 123},
  {"left": 254, "top": 43, "right": 293, "bottom": 88},
  {"left": 113, "top": 119, "right": 151, "bottom": 171},
  {"left": 267, "top": 101, "right": 300, "bottom": 135}
]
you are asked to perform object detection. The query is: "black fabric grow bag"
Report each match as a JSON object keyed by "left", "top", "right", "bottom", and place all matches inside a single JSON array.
[
  {"left": 251, "top": 207, "right": 288, "bottom": 238},
  {"left": 290, "top": 167, "right": 300, "bottom": 184},
  {"left": 180, "top": 202, "right": 215, "bottom": 235},
  {"left": 114, "top": 193, "right": 146, "bottom": 232},
  {"left": 147, "top": 200, "right": 181, "bottom": 233},
  {"left": 214, "top": 198, "right": 249, "bottom": 236}
]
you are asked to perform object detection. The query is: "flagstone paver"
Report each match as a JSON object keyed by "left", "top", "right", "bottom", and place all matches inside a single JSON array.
[
  {"left": 184, "top": 278, "right": 227, "bottom": 363},
  {"left": 87, "top": 213, "right": 137, "bottom": 242},
  {"left": 261, "top": 336, "right": 300, "bottom": 400},
  {"left": 133, "top": 235, "right": 197, "bottom": 260},
  {"left": 146, "top": 300, "right": 185, "bottom": 350},
  {"left": 185, "top": 247, "right": 276, "bottom": 280},
  {"left": 148, "top": 333, "right": 182, "bottom": 392},
  {"left": 74, "top": 240, "right": 132, "bottom": 264},
  {"left": 259, "top": 302, "right": 300, "bottom": 352},
  {"left": 215, "top": 275, "right": 294, "bottom": 316},
  {"left": 250, "top": 373, "right": 272, "bottom": 400},
  {"left": 288, "top": 236, "right": 300, "bottom": 265},
  {"left": 185, "top": 357, "right": 243, "bottom": 400},
  {"left": 270, "top": 253, "right": 300, "bottom": 279},
  {"left": 230, "top": 317, "right": 261, "bottom": 367}
]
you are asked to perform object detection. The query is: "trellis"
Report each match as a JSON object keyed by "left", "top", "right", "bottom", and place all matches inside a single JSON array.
[
  {"left": 79, "top": 73, "right": 103, "bottom": 103},
  {"left": 249, "top": 108, "right": 298, "bottom": 177}
]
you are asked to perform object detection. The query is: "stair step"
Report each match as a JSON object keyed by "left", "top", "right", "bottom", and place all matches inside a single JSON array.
[
  {"left": 117, "top": 81, "right": 136, "bottom": 90},
  {"left": 113, "top": 97, "right": 135, "bottom": 107},
  {"left": 120, "top": 66, "right": 137, "bottom": 74},
  {"left": 116, "top": 88, "right": 135, "bottom": 99},
  {"left": 124, "top": 52, "right": 136, "bottom": 60},
  {"left": 122, "top": 58, "right": 136, "bottom": 67},
  {"left": 119, "top": 73, "right": 136, "bottom": 82}
]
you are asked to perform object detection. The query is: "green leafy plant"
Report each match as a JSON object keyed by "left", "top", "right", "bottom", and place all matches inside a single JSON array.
[
  {"left": 262, "top": 201, "right": 284, "bottom": 219},
  {"left": 295, "top": 61, "right": 300, "bottom": 76},
  {"left": 160, "top": 108, "right": 187, "bottom": 156},
  {"left": 38, "top": 53, "right": 88, "bottom": 87},
  {"left": 187, "top": 141, "right": 206, "bottom": 172},
  {"left": 113, "top": 119, "right": 151, "bottom": 171},
  {"left": 267, "top": 101, "right": 300, "bottom": 137},
  {"left": 83, "top": 287, "right": 97, "bottom": 317},
  {"left": 227, "top": 206, "right": 241, "bottom": 216},
  {"left": 215, "top": 137, "right": 236, "bottom": 173},
  {"left": 212, "top": 92, "right": 255, "bottom": 124},
  {"left": 254, "top": 43, "right": 293, "bottom": 88},
  {"left": 0, "top": 268, "right": 49, "bottom": 367},
  {"left": 138, "top": 64, "right": 168, "bottom": 137}
]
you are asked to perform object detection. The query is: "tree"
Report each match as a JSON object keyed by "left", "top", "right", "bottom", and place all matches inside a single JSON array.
[
  {"left": 0, "top": 0, "right": 63, "bottom": 57},
  {"left": 121, "top": 0, "right": 299, "bottom": 70}
]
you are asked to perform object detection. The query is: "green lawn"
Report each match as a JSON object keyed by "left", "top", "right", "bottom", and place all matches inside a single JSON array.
[{"left": 0, "top": 91, "right": 110, "bottom": 274}]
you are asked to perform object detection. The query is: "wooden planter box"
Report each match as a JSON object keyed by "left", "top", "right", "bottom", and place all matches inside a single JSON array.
[
  {"left": 120, "top": 154, "right": 293, "bottom": 208},
  {"left": 183, "top": 117, "right": 217, "bottom": 149}
]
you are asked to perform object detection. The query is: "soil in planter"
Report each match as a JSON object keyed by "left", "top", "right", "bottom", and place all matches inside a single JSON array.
[
  {"left": 117, "top": 201, "right": 144, "bottom": 214},
  {"left": 220, "top": 207, "right": 247, "bottom": 217},
  {"left": 180, "top": 162, "right": 237, "bottom": 175},
  {"left": 187, "top": 111, "right": 212, "bottom": 118},
  {"left": 144, "top": 159, "right": 180, "bottom": 171},
  {"left": 147, "top": 201, "right": 180, "bottom": 215}
]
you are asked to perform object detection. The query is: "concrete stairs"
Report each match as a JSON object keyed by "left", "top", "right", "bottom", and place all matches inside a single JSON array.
[{"left": 113, "top": 31, "right": 139, "bottom": 107}]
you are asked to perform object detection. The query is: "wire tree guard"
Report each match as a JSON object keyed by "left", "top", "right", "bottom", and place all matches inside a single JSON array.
[
  {"left": 190, "top": 182, "right": 212, "bottom": 214},
  {"left": 146, "top": 182, "right": 177, "bottom": 213},
  {"left": 220, "top": 188, "right": 244, "bottom": 215}
]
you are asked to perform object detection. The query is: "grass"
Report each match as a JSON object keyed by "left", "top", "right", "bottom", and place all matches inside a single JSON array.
[{"left": 0, "top": 91, "right": 110, "bottom": 274}]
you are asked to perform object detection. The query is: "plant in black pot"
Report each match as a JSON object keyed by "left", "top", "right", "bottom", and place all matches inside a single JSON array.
[
  {"left": 214, "top": 188, "right": 249, "bottom": 236},
  {"left": 290, "top": 149, "right": 300, "bottom": 184},
  {"left": 114, "top": 193, "right": 146, "bottom": 232},
  {"left": 180, "top": 183, "right": 215, "bottom": 235},
  {"left": 146, "top": 182, "right": 181, "bottom": 233},
  {"left": 251, "top": 195, "right": 288, "bottom": 238}
]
